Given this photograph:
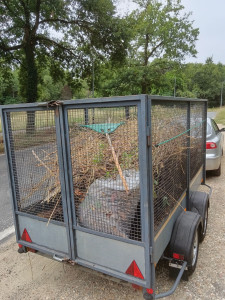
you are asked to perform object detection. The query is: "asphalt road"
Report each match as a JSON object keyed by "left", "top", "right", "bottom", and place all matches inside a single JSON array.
[
  {"left": 0, "top": 154, "right": 13, "bottom": 233},
  {"left": 207, "top": 111, "right": 217, "bottom": 119}
]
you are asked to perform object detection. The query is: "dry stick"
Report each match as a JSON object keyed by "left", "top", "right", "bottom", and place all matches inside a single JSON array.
[
  {"left": 47, "top": 197, "right": 60, "bottom": 226},
  {"left": 105, "top": 132, "right": 129, "bottom": 194},
  {"left": 32, "top": 150, "right": 60, "bottom": 203},
  {"left": 43, "top": 185, "right": 61, "bottom": 203},
  {"left": 32, "top": 150, "right": 53, "bottom": 174},
  {"left": 32, "top": 150, "right": 62, "bottom": 223}
]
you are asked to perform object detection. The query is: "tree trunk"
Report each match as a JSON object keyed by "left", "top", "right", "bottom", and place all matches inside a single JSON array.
[
  {"left": 141, "top": 34, "right": 149, "bottom": 94},
  {"left": 24, "top": 43, "right": 38, "bottom": 134},
  {"left": 141, "top": 67, "right": 148, "bottom": 94}
]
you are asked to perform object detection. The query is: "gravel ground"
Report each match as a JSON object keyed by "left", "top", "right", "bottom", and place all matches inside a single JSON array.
[{"left": 0, "top": 142, "right": 225, "bottom": 300}]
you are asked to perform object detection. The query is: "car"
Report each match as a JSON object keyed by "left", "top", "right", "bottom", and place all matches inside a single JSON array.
[{"left": 206, "top": 117, "right": 225, "bottom": 176}]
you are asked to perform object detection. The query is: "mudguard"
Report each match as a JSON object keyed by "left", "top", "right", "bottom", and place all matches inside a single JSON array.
[
  {"left": 190, "top": 191, "right": 209, "bottom": 223},
  {"left": 168, "top": 211, "right": 201, "bottom": 265}
]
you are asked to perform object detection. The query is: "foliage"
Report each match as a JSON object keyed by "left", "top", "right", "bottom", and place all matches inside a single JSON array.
[
  {"left": 0, "top": 60, "right": 20, "bottom": 104},
  {"left": 1, "top": 1, "right": 225, "bottom": 108},
  {"left": 127, "top": 0, "right": 199, "bottom": 92},
  {"left": 0, "top": 0, "right": 129, "bottom": 104},
  {"left": 96, "top": 58, "right": 185, "bottom": 97}
]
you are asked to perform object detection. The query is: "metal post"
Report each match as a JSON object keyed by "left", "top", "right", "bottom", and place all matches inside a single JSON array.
[
  {"left": 202, "top": 102, "right": 207, "bottom": 184},
  {"left": 92, "top": 57, "right": 95, "bottom": 98},
  {"left": 186, "top": 102, "right": 191, "bottom": 211},
  {"left": 92, "top": 56, "right": 95, "bottom": 123}
]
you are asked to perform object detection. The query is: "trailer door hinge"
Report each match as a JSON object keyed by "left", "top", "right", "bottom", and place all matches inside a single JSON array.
[{"left": 147, "top": 126, "right": 151, "bottom": 147}]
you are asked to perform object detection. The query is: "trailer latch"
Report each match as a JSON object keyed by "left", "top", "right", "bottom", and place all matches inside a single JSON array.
[
  {"left": 47, "top": 100, "right": 63, "bottom": 108},
  {"left": 37, "top": 100, "right": 63, "bottom": 107},
  {"left": 53, "top": 254, "right": 65, "bottom": 262}
]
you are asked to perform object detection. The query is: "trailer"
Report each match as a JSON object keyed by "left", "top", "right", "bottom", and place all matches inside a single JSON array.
[{"left": 0, "top": 95, "right": 211, "bottom": 299}]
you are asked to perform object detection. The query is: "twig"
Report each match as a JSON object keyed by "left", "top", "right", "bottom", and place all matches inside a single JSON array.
[
  {"left": 32, "top": 150, "right": 54, "bottom": 175},
  {"left": 47, "top": 198, "right": 60, "bottom": 226},
  {"left": 105, "top": 132, "right": 129, "bottom": 194}
]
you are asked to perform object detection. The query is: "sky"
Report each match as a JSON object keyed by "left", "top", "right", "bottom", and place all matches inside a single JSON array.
[{"left": 116, "top": 0, "right": 225, "bottom": 64}]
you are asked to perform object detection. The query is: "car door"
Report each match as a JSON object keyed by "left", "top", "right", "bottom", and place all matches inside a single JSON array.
[{"left": 211, "top": 119, "right": 223, "bottom": 156}]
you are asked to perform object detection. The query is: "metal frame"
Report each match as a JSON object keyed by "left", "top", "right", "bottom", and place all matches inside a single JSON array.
[
  {"left": 0, "top": 95, "right": 208, "bottom": 299},
  {"left": 0, "top": 105, "right": 72, "bottom": 258},
  {"left": 62, "top": 96, "right": 150, "bottom": 285}
]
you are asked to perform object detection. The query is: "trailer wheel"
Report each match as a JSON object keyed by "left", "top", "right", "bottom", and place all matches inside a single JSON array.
[
  {"left": 187, "top": 226, "right": 199, "bottom": 275},
  {"left": 199, "top": 206, "right": 208, "bottom": 242},
  {"left": 190, "top": 191, "right": 209, "bottom": 243},
  {"left": 168, "top": 211, "right": 201, "bottom": 277},
  {"left": 213, "top": 163, "right": 221, "bottom": 176}
]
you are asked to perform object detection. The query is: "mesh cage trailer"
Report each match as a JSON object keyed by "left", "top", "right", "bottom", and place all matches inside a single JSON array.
[{"left": 0, "top": 95, "right": 211, "bottom": 299}]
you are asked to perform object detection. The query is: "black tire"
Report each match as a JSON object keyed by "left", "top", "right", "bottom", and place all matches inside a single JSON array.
[
  {"left": 199, "top": 207, "right": 208, "bottom": 242},
  {"left": 187, "top": 227, "right": 199, "bottom": 275},
  {"left": 213, "top": 164, "right": 221, "bottom": 176}
]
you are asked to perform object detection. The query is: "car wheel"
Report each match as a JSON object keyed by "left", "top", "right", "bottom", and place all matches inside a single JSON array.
[{"left": 214, "top": 164, "right": 221, "bottom": 176}]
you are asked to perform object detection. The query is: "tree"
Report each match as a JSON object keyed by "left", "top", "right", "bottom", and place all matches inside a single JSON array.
[
  {"left": 190, "top": 58, "right": 225, "bottom": 106},
  {"left": 95, "top": 58, "right": 184, "bottom": 97},
  {"left": 128, "top": 0, "right": 199, "bottom": 93},
  {"left": 0, "top": 0, "right": 129, "bottom": 132},
  {"left": 0, "top": 59, "right": 19, "bottom": 104}
]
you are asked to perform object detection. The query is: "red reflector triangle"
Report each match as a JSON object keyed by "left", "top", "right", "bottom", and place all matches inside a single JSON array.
[
  {"left": 18, "top": 229, "right": 36, "bottom": 253},
  {"left": 21, "top": 228, "right": 32, "bottom": 243},
  {"left": 19, "top": 228, "right": 32, "bottom": 248},
  {"left": 126, "top": 260, "right": 144, "bottom": 279}
]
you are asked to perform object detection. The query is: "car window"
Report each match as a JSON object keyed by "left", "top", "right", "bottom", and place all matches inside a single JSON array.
[
  {"left": 211, "top": 119, "right": 219, "bottom": 133},
  {"left": 207, "top": 122, "right": 212, "bottom": 135}
]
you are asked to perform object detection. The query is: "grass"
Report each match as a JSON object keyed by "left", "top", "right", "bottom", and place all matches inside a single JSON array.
[
  {"left": 0, "top": 107, "right": 135, "bottom": 133},
  {"left": 213, "top": 106, "right": 225, "bottom": 125},
  {"left": 0, "top": 107, "right": 137, "bottom": 154},
  {"left": 0, "top": 136, "right": 4, "bottom": 154}
]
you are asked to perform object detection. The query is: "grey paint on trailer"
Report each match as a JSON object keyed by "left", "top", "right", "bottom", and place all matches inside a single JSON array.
[
  {"left": 18, "top": 215, "right": 69, "bottom": 254},
  {"left": 190, "top": 167, "right": 203, "bottom": 193},
  {"left": 76, "top": 230, "right": 145, "bottom": 278},
  {"left": 153, "top": 199, "right": 185, "bottom": 264},
  {"left": 153, "top": 167, "right": 203, "bottom": 263},
  {"left": 0, "top": 96, "right": 208, "bottom": 294},
  {"left": 0, "top": 155, "right": 13, "bottom": 232}
]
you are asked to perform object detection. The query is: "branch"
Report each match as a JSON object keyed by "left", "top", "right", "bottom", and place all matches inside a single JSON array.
[
  {"left": 18, "top": 0, "right": 30, "bottom": 26},
  {"left": 39, "top": 18, "right": 93, "bottom": 32},
  {"left": 39, "top": 18, "right": 79, "bottom": 25},
  {"left": 33, "top": 0, "right": 41, "bottom": 34},
  {"left": 36, "top": 35, "right": 75, "bottom": 56},
  {"left": 0, "top": 40, "right": 24, "bottom": 51},
  {"left": 147, "top": 40, "right": 164, "bottom": 60}
]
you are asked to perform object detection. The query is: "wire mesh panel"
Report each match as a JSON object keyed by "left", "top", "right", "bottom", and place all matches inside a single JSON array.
[
  {"left": 6, "top": 110, "right": 64, "bottom": 223},
  {"left": 190, "top": 103, "right": 205, "bottom": 180},
  {"left": 67, "top": 106, "right": 142, "bottom": 241},
  {"left": 151, "top": 101, "right": 188, "bottom": 235}
]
